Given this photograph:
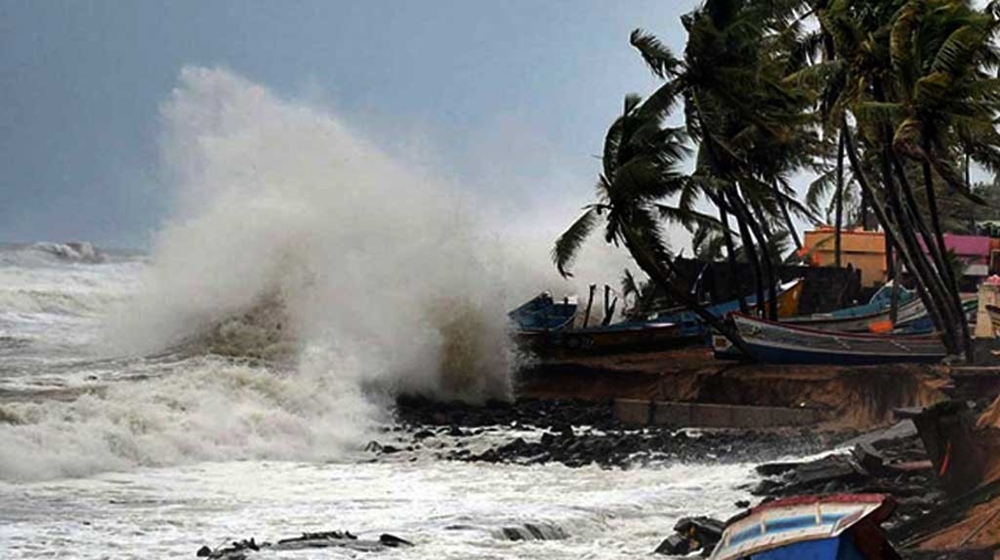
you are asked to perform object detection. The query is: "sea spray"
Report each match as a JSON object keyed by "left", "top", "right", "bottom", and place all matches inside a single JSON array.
[{"left": 112, "top": 66, "right": 518, "bottom": 400}]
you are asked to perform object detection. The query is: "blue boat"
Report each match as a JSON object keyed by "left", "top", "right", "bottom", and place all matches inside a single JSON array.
[
  {"left": 889, "top": 295, "right": 978, "bottom": 335},
  {"left": 521, "top": 319, "right": 683, "bottom": 354},
  {"left": 783, "top": 283, "right": 918, "bottom": 333},
  {"left": 508, "top": 292, "right": 577, "bottom": 331},
  {"left": 510, "top": 292, "right": 686, "bottom": 354},
  {"left": 710, "top": 494, "right": 899, "bottom": 560},
  {"left": 714, "top": 313, "right": 947, "bottom": 365},
  {"left": 650, "top": 279, "right": 803, "bottom": 339}
]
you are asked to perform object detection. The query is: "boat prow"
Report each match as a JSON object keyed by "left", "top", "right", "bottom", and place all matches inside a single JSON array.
[{"left": 710, "top": 494, "right": 899, "bottom": 560}]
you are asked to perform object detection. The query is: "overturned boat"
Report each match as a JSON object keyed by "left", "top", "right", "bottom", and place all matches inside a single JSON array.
[{"left": 710, "top": 494, "right": 900, "bottom": 560}]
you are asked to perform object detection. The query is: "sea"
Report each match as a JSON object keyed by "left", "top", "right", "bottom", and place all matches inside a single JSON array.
[{"left": 1, "top": 67, "right": 759, "bottom": 559}]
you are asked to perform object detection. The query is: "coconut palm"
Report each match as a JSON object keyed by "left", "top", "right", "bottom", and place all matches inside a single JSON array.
[
  {"left": 552, "top": 93, "right": 750, "bottom": 351},
  {"left": 628, "top": 0, "right": 821, "bottom": 320}
]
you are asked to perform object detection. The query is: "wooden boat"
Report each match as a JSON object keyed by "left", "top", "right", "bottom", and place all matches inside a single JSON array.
[
  {"left": 508, "top": 292, "right": 577, "bottom": 331},
  {"left": 652, "top": 279, "right": 803, "bottom": 339},
  {"left": 714, "top": 313, "right": 946, "bottom": 365},
  {"left": 519, "top": 320, "right": 682, "bottom": 354},
  {"left": 709, "top": 494, "right": 900, "bottom": 560},
  {"left": 889, "top": 295, "right": 978, "bottom": 335},
  {"left": 783, "top": 283, "right": 923, "bottom": 333}
]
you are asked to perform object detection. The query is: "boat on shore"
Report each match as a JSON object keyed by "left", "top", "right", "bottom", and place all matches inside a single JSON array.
[
  {"left": 714, "top": 313, "right": 947, "bottom": 365},
  {"left": 650, "top": 279, "right": 803, "bottom": 339},
  {"left": 508, "top": 292, "right": 577, "bottom": 331},
  {"left": 709, "top": 494, "right": 900, "bottom": 560},
  {"left": 516, "top": 319, "right": 683, "bottom": 354},
  {"left": 783, "top": 284, "right": 922, "bottom": 333}
]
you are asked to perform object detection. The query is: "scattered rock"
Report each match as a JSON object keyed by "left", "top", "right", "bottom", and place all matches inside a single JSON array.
[{"left": 654, "top": 533, "right": 693, "bottom": 556}]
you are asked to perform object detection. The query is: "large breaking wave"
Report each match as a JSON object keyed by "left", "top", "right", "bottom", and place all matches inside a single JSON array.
[{"left": 0, "top": 67, "right": 564, "bottom": 480}]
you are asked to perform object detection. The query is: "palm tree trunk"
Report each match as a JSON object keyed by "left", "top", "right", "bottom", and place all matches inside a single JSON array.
[
  {"left": 869, "top": 79, "right": 963, "bottom": 356},
  {"left": 773, "top": 183, "right": 802, "bottom": 251},
  {"left": 835, "top": 130, "right": 845, "bottom": 268},
  {"left": 744, "top": 194, "right": 780, "bottom": 321},
  {"left": 714, "top": 197, "right": 748, "bottom": 313},
  {"left": 841, "top": 120, "right": 954, "bottom": 353},
  {"left": 889, "top": 155, "right": 964, "bottom": 357},
  {"left": 728, "top": 189, "right": 766, "bottom": 319},
  {"left": 920, "top": 143, "right": 973, "bottom": 362}
]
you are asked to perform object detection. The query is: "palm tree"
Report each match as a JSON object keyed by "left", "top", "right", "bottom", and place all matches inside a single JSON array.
[
  {"left": 784, "top": 0, "right": 992, "bottom": 358},
  {"left": 552, "top": 93, "right": 750, "bottom": 352},
  {"left": 628, "top": 0, "right": 820, "bottom": 320}
]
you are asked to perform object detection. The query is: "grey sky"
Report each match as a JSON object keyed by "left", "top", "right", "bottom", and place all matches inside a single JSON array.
[{"left": 1, "top": 1, "right": 702, "bottom": 247}]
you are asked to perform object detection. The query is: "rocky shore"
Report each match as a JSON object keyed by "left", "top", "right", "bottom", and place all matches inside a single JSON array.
[
  {"left": 390, "top": 396, "right": 851, "bottom": 468},
  {"left": 382, "top": 394, "right": 1000, "bottom": 559}
]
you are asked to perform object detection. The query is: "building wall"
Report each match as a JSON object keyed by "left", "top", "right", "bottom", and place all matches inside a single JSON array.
[{"left": 802, "top": 228, "right": 887, "bottom": 287}]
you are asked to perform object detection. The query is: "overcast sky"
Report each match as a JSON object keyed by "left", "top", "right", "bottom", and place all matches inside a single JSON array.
[{"left": 0, "top": 1, "right": 703, "bottom": 248}]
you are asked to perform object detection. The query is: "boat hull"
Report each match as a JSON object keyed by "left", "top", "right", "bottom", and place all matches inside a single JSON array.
[
  {"left": 716, "top": 313, "right": 946, "bottom": 365},
  {"left": 784, "top": 297, "right": 925, "bottom": 333},
  {"left": 508, "top": 293, "right": 577, "bottom": 331},
  {"left": 517, "top": 321, "right": 685, "bottom": 355},
  {"left": 710, "top": 494, "right": 897, "bottom": 560}
]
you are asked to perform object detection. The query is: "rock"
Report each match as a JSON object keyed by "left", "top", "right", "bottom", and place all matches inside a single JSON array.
[
  {"left": 654, "top": 533, "right": 693, "bottom": 555},
  {"left": 413, "top": 429, "right": 435, "bottom": 440},
  {"left": 196, "top": 545, "right": 212, "bottom": 557},
  {"left": 379, "top": 534, "right": 413, "bottom": 547}
]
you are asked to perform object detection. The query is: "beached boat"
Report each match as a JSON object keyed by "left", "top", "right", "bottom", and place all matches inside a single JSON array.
[
  {"left": 508, "top": 292, "right": 577, "bottom": 331},
  {"left": 783, "top": 284, "right": 921, "bottom": 333},
  {"left": 888, "top": 295, "right": 978, "bottom": 335},
  {"left": 651, "top": 279, "right": 803, "bottom": 339},
  {"left": 521, "top": 320, "right": 683, "bottom": 354},
  {"left": 714, "top": 313, "right": 946, "bottom": 365},
  {"left": 709, "top": 494, "right": 900, "bottom": 560}
]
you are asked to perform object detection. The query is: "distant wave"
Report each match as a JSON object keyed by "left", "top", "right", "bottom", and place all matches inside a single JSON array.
[
  {"left": 30, "top": 242, "right": 107, "bottom": 263},
  {"left": 0, "top": 241, "right": 121, "bottom": 268}
]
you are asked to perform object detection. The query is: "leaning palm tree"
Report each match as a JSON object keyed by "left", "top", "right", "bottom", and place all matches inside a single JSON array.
[
  {"left": 887, "top": 0, "right": 1000, "bottom": 355},
  {"left": 628, "top": 0, "right": 822, "bottom": 320},
  {"left": 552, "top": 93, "right": 750, "bottom": 352}
]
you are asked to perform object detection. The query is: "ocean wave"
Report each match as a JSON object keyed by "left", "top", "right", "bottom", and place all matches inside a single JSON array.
[
  {"left": 0, "top": 242, "right": 117, "bottom": 267},
  {"left": 0, "top": 355, "right": 380, "bottom": 481}
]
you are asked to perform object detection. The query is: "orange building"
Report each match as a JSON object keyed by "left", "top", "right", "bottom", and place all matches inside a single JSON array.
[{"left": 801, "top": 227, "right": 887, "bottom": 287}]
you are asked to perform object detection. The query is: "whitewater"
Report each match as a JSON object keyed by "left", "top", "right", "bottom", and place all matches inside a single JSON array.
[{"left": 0, "top": 67, "right": 757, "bottom": 559}]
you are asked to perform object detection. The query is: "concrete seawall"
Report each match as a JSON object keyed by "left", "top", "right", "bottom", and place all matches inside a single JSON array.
[{"left": 614, "top": 398, "right": 826, "bottom": 428}]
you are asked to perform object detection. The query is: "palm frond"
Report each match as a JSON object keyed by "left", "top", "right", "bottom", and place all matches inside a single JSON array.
[
  {"left": 630, "top": 29, "right": 681, "bottom": 79},
  {"left": 552, "top": 206, "right": 600, "bottom": 278}
]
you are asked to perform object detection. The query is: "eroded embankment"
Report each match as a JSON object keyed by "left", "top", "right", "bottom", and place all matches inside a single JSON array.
[{"left": 517, "top": 347, "right": 954, "bottom": 432}]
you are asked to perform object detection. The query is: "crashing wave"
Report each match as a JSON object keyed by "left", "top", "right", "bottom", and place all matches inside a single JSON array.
[{"left": 163, "top": 291, "right": 297, "bottom": 363}]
